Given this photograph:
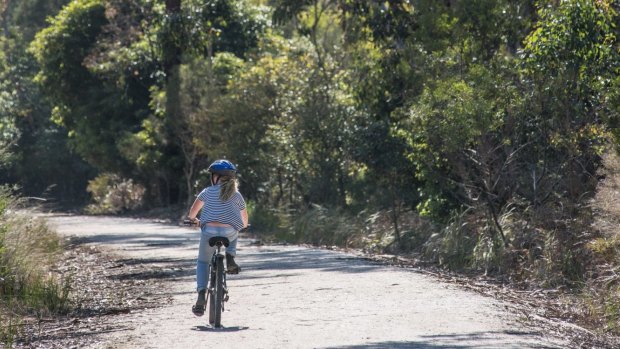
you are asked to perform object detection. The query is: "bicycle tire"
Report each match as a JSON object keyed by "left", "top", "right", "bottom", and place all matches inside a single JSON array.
[
  {"left": 214, "top": 255, "right": 224, "bottom": 327},
  {"left": 208, "top": 263, "right": 216, "bottom": 324},
  {"left": 208, "top": 289, "right": 215, "bottom": 324}
]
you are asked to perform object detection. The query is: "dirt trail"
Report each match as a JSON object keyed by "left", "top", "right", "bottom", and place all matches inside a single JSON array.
[{"left": 45, "top": 214, "right": 568, "bottom": 349}]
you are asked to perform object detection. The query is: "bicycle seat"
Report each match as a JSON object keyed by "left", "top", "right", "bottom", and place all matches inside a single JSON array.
[{"left": 208, "top": 236, "right": 230, "bottom": 247}]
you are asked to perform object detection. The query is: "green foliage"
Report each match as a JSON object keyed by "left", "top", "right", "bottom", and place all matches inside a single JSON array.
[
  {"left": 396, "top": 67, "right": 504, "bottom": 216},
  {"left": 29, "top": 0, "right": 148, "bottom": 172},
  {"left": 524, "top": 0, "right": 617, "bottom": 81},
  {"left": 3, "top": 0, "right": 620, "bottom": 315},
  {"left": 422, "top": 211, "right": 477, "bottom": 270},
  {"left": 26, "top": 0, "right": 266, "bottom": 205},
  {"left": 155, "top": 0, "right": 266, "bottom": 66},
  {"left": 521, "top": 0, "right": 618, "bottom": 168},
  {"left": 6, "top": 0, "right": 71, "bottom": 43},
  {"left": 86, "top": 173, "right": 145, "bottom": 214},
  {"left": 245, "top": 200, "right": 285, "bottom": 235},
  {"left": 0, "top": 0, "right": 93, "bottom": 202},
  {"left": 291, "top": 204, "right": 366, "bottom": 247},
  {"left": 183, "top": 0, "right": 266, "bottom": 57},
  {"left": 0, "top": 39, "right": 19, "bottom": 147},
  {"left": 30, "top": 0, "right": 107, "bottom": 106}
]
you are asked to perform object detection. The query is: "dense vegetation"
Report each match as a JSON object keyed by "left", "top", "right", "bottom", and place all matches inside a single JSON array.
[
  {"left": 2, "top": 0, "right": 620, "bottom": 335},
  {"left": 0, "top": 189, "right": 69, "bottom": 345}
]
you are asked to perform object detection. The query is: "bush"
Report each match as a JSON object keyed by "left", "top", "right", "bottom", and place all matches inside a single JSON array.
[
  {"left": 418, "top": 203, "right": 595, "bottom": 286},
  {"left": 292, "top": 205, "right": 366, "bottom": 248},
  {"left": 422, "top": 211, "right": 477, "bottom": 270},
  {"left": 275, "top": 207, "right": 436, "bottom": 253},
  {"left": 245, "top": 200, "right": 286, "bottom": 236},
  {"left": 86, "top": 173, "right": 145, "bottom": 214},
  {"left": 0, "top": 187, "right": 70, "bottom": 346}
]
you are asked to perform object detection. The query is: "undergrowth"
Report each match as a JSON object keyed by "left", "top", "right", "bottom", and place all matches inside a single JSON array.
[
  {"left": 243, "top": 151, "right": 620, "bottom": 340},
  {"left": 85, "top": 173, "right": 145, "bottom": 214},
  {"left": 0, "top": 187, "right": 71, "bottom": 347},
  {"left": 583, "top": 151, "right": 620, "bottom": 335},
  {"left": 251, "top": 176, "right": 616, "bottom": 341}
]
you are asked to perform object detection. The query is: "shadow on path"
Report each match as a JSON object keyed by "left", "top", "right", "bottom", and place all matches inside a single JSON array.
[
  {"left": 237, "top": 247, "right": 383, "bottom": 277},
  {"left": 70, "top": 233, "right": 194, "bottom": 247},
  {"left": 191, "top": 325, "right": 250, "bottom": 333},
  {"left": 322, "top": 331, "right": 561, "bottom": 349}
]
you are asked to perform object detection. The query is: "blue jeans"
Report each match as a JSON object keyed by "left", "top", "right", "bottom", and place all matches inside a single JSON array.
[{"left": 196, "top": 225, "right": 238, "bottom": 292}]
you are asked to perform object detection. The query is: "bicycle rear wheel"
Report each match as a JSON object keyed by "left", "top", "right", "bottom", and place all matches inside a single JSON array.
[
  {"left": 208, "top": 289, "right": 215, "bottom": 324},
  {"left": 208, "top": 264, "right": 216, "bottom": 325},
  {"left": 214, "top": 255, "right": 224, "bottom": 327}
]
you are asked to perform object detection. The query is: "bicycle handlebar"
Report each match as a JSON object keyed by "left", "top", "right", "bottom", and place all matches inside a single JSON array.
[
  {"left": 182, "top": 219, "right": 199, "bottom": 227},
  {"left": 181, "top": 219, "right": 251, "bottom": 232}
]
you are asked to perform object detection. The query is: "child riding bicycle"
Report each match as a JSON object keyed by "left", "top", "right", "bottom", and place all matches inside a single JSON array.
[{"left": 186, "top": 159, "right": 248, "bottom": 316}]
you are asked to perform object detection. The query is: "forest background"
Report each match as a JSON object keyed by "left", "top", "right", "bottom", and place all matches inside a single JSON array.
[{"left": 2, "top": 0, "right": 620, "bottom": 340}]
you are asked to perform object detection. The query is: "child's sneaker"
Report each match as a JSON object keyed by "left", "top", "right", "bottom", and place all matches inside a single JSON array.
[
  {"left": 226, "top": 253, "right": 240, "bottom": 274},
  {"left": 192, "top": 289, "right": 206, "bottom": 316}
]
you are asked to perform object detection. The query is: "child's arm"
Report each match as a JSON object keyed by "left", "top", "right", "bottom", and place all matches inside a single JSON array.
[
  {"left": 187, "top": 198, "right": 204, "bottom": 225},
  {"left": 241, "top": 208, "right": 248, "bottom": 228}
]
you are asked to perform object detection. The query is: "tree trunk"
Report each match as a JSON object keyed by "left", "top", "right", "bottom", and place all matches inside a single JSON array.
[{"left": 164, "top": 0, "right": 183, "bottom": 206}]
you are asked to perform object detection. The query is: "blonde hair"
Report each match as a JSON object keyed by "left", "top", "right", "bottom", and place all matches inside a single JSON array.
[{"left": 218, "top": 175, "right": 237, "bottom": 201}]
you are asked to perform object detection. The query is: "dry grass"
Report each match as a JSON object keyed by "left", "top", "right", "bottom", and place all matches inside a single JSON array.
[
  {"left": 592, "top": 151, "right": 620, "bottom": 230},
  {"left": 581, "top": 150, "right": 620, "bottom": 335},
  {"left": 0, "top": 190, "right": 70, "bottom": 347}
]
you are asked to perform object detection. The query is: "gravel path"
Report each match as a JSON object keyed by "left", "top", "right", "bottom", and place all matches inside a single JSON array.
[{"left": 45, "top": 214, "right": 568, "bottom": 349}]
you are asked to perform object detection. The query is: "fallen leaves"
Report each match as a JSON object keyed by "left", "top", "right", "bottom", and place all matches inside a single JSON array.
[{"left": 11, "top": 242, "right": 171, "bottom": 349}]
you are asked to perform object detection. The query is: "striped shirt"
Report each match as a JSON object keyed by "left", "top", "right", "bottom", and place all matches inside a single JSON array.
[{"left": 197, "top": 184, "right": 246, "bottom": 231}]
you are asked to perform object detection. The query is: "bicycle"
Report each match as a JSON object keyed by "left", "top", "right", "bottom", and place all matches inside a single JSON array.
[
  {"left": 183, "top": 220, "right": 231, "bottom": 328},
  {"left": 206, "top": 235, "right": 230, "bottom": 327}
]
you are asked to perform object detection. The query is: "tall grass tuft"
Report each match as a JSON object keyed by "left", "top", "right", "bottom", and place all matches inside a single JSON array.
[
  {"left": 0, "top": 187, "right": 70, "bottom": 346},
  {"left": 422, "top": 211, "right": 477, "bottom": 270},
  {"left": 285, "top": 206, "right": 435, "bottom": 253},
  {"left": 293, "top": 204, "right": 366, "bottom": 248}
]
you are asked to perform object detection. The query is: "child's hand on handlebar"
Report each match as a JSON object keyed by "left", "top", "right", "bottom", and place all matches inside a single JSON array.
[{"left": 183, "top": 217, "right": 200, "bottom": 228}]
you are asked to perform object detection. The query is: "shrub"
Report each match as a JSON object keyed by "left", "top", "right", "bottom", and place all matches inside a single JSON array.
[
  {"left": 363, "top": 210, "right": 436, "bottom": 254},
  {"left": 0, "top": 187, "right": 70, "bottom": 346},
  {"left": 86, "top": 173, "right": 145, "bottom": 214},
  {"left": 422, "top": 211, "right": 477, "bottom": 270},
  {"left": 245, "top": 200, "right": 286, "bottom": 236},
  {"left": 292, "top": 205, "right": 366, "bottom": 248}
]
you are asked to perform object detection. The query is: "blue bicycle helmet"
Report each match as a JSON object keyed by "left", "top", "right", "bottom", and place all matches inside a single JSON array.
[{"left": 207, "top": 159, "right": 237, "bottom": 177}]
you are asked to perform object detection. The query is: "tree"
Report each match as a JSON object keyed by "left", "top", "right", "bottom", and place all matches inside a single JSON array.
[
  {"left": 0, "top": 0, "right": 94, "bottom": 202},
  {"left": 520, "top": 0, "right": 619, "bottom": 204},
  {"left": 29, "top": 0, "right": 264, "bottom": 205},
  {"left": 153, "top": 0, "right": 265, "bottom": 204},
  {"left": 30, "top": 0, "right": 154, "bottom": 174}
]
